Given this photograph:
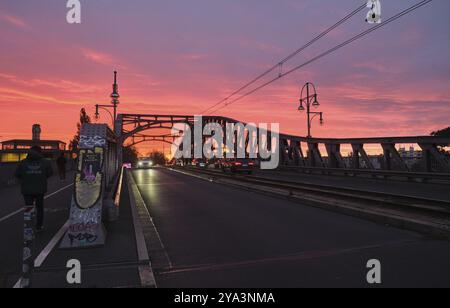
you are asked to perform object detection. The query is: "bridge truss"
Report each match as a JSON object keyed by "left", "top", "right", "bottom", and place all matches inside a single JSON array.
[{"left": 114, "top": 113, "right": 450, "bottom": 174}]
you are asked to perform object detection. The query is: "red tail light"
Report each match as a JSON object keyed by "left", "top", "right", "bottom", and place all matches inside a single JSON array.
[
  {"left": 234, "top": 162, "right": 242, "bottom": 166},
  {"left": 249, "top": 162, "right": 254, "bottom": 166}
]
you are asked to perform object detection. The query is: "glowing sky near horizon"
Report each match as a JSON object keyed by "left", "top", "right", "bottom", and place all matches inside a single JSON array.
[{"left": 0, "top": 0, "right": 449, "bottom": 155}]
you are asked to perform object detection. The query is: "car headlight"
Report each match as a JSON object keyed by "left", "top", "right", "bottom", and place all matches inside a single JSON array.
[{"left": 138, "top": 162, "right": 143, "bottom": 166}]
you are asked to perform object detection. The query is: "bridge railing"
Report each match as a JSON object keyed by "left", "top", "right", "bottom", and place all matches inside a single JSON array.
[{"left": 278, "top": 135, "right": 450, "bottom": 176}]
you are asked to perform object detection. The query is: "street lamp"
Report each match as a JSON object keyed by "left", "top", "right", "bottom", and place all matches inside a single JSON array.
[
  {"left": 95, "top": 71, "right": 120, "bottom": 132},
  {"left": 298, "top": 82, "right": 324, "bottom": 138},
  {"left": 95, "top": 106, "right": 114, "bottom": 127}
]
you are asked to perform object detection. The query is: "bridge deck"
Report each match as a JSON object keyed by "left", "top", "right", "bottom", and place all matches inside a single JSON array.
[{"left": 133, "top": 168, "right": 450, "bottom": 287}]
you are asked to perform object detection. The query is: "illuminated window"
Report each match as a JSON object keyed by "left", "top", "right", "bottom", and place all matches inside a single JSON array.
[
  {"left": 1, "top": 153, "right": 20, "bottom": 163},
  {"left": 2, "top": 144, "right": 14, "bottom": 150}
]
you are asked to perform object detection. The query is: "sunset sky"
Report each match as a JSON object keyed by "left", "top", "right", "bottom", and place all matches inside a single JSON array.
[{"left": 1, "top": 0, "right": 449, "bottom": 155}]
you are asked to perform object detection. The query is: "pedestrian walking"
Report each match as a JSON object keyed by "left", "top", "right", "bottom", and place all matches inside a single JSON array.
[{"left": 56, "top": 151, "right": 67, "bottom": 180}]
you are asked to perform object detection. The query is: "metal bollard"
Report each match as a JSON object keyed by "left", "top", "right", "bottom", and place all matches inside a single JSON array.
[{"left": 21, "top": 202, "right": 35, "bottom": 288}]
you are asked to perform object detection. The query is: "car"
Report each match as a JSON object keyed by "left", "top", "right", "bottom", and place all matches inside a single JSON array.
[
  {"left": 221, "top": 159, "right": 255, "bottom": 174},
  {"left": 137, "top": 158, "right": 154, "bottom": 169},
  {"left": 196, "top": 159, "right": 208, "bottom": 168}
]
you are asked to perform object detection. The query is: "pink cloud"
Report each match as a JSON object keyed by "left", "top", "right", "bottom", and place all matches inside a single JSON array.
[
  {"left": 180, "top": 53, "right": 208, "bottom": 61},
  {"left": 0, "top": 11, "right": 27, "bottom": 28},
  {"left": 81, "top": 48, "right": 125, "bottom": 68}
]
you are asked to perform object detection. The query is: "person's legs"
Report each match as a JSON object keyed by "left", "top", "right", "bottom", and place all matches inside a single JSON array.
[
  {"left": 24, "top": 195, "right": 34, "bottom": 206},
  {"left": 35, "top": 195, "right": 44, "bottom": 230},
  {"left": 58, "top": 166, "right": 64, "bottom": 180}
]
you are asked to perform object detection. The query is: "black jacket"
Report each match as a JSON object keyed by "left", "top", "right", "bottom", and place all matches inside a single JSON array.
[{"left": 15, "top": 149, "right": 53, "bottom": 195}]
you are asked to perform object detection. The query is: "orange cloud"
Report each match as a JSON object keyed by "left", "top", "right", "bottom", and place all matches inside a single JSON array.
[{"left": 0, "top": 87, "right": 86, "bottom": 106}]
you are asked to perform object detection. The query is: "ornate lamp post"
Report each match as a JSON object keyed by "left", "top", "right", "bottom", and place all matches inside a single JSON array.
[
  {"left": 95, "top": 71, "right": 120, "bottom": 131},
  {"left": 298, "top": 82, "right": 324, "bottom": 138}
]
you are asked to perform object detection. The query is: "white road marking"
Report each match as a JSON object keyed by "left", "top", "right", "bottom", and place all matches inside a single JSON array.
[
  {"left": 13, "top": 220, "right": 70, "bottom": 289},
  {"left": 34, "top": 220, "right": 70, "bottom": 268},
  {"left": 0, "top": 183, "right": 73, "bottom": 223},
  {"left": 10, "top": 183, "right": 73, "bottom": 288},
  {"left": 44, "top": 183, "right": 73, "bottom": 199},
  {"left": 0, "top": 209, "right": 23, "bottom": 224},
  {"left": 13, "top": 220, "right": 70, "bottom": 288}
]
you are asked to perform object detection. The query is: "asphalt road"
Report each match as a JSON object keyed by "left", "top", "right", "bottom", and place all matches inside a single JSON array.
[
  {"left": 0, "top": 172, "right": 141, "bottom": 288},
  {"left": 133, "top": 168, "right": 450, "bottom": 288},
  {"left": 0, "top": 175, "right": 73, "bottom": 287}
]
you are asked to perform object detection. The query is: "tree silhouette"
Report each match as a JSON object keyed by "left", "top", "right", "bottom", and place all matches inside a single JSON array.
[
  {"left": 123, "top": 146, "right": 139, "bottom": 165},
  {"left": 431, "top": 127, "right": 450, "bottom": 138},
  {"left": 146, "top": 151, "right": 167, "bottom": 165}
]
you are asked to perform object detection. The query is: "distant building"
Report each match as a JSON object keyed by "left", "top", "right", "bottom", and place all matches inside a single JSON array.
[
  {"left": 398, "top": 145, "right": 423, "bottom": 169},
  {"left": 398, "top": 146, "right": 423, "bottom": 160},
  {"left": 0, "top": 124, "right": 66, "bottom": 163}
]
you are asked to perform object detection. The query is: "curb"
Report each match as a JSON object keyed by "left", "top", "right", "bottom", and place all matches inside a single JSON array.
[{"left": 126, "top": 170, "right": 157, "bottom": 288}]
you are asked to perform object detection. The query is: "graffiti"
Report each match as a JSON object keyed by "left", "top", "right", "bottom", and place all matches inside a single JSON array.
[
  {"left": 83, "top": 165, "right": 96, "bottom": 182},
  {"left": 79, "top": 135, "right": 106, "bottom": 149},
  {"left": 61, "top": 124, "right": 109, "bottom": 249},
  {"left": 74, "top": 172, "right": 103, "bottom": 209},
  {"left": 24, "top": 228, "right": 34, "bottom": 241},
  {"left": 68, "top": 233, "right": 98, "bottom": 246},
  {"left": 23, "top": 264, "right": 30, "bottom": 273},
  {"left": 21, "top": 204, "right": 35, "bottom": 288},
  {"left": 69, "top": 222, "right": 99, "bottom": 234},
  {"left": 23, "top": 247, "right": 32, "bottom": 261},
  {"left": 24, "top": 207, "right": 34, "bottom": 221},
  {"left": 77, "top": 148, "right": 104, "bottom": 172},
  {"left": 70, "top": 206, "right": 101, "bottom": 223},
  {"left": 73, "top": 148, "right": 104, "bottom": 209}
]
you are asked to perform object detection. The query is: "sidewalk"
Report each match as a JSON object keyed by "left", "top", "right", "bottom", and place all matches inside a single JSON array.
[{"left": 0, "top": 171, "right": 148, "bottom": 288}]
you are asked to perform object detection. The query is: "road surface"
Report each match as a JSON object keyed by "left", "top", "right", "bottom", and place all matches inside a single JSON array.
[{"left": 133, "top": 167, "right": 450, "bottom": 288}]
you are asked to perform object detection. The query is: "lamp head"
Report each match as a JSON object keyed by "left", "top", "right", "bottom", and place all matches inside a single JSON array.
[
  {"left": 298, "top": 101, "right": 305, "bottom": 111},
  {"left": 312, "top": 94, "right": 320, "bottom": 108}
]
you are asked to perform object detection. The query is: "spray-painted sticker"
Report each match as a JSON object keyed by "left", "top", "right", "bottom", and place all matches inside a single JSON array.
[
  {"left": 24, "top": 228, "right": 34, "bottom": 241},
  {"left": 23, "top": 247, "right": 32, "bottom": 261}
]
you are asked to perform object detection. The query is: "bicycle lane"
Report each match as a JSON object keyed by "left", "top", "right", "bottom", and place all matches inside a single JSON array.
[{"left": 0, "top": 173, "right": 74, "bottom": 287}]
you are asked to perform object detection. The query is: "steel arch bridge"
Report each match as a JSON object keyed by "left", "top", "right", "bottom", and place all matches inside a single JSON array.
[{"left": 114, "top": 113, "right": 450, "bottom": 175}]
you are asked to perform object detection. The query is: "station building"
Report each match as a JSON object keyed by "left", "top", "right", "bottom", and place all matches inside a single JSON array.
[{"left": 0, "top": 124, "right": 67, "bottom": 163}]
